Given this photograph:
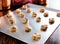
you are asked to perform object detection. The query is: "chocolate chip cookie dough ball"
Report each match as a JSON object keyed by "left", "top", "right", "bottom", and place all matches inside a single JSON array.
[
  {"left": 7, "top": 11, "right": 13, "bottom": 19},
  {"left": 22, "top": 18, "right": 28, "bottom": 24},
  {"left": 6, "top": 14, "right": 12, "bottom": 19},
  {"left": 49, "top": 18, "right": 54, "bottom": 24},
  {"left": 36, "top": 17, "right": 41, "bottom": 22},
  {"left": 32, "top": 12, "right": 37, "bottom": 18},
  {"left": 15, "top": 9, "right": 21, "bottom": 14},
  {"left": 57, "top": 12, "right": 60, "bottom": 17},
  {"left": 32, "top": 33, "right": 41, "bottom": 41},
  {"left": 9, "top": 26, "right": 17, "bottom": 33},
  {"left": 41, "top": 25, "right": 48, "bottom": 31},
  {"left": 40, "top": 8, "right": 45, "bottom": 13},
  {"left": 22, "top": 5, "right": 27, "bottom": 10},
  {"left": 19, "top": 12, "right": 24, "bottom": 18},
  {"left": 44, "top": 12, "right": 48, "bottom": 17},
  {"left": 27, "top": 8, "right": 31, "bottom": 13},
  {"left": 9, "top": 18, "right": 16, "bottom": 24},
  {"left": 24, "top": 26, "right": 32, "bottom": 32}
]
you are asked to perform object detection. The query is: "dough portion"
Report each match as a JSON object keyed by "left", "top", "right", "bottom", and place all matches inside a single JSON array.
[
  {"left": 22, "top": 18, "right": 28, "bottom": 24},
  {"left": 9, "top": 26, "right": 17, "bottom": 33},
  {"left": 49, "top": 18, "right": 54, "bottom": 24},
  {"left": 7, "top": 10, "right": 12, "bottom": 19},
  {"left": 32, "top": 33, "right": 41, "bottom": 41},
  {"left": 36, "top": 17, "right": 41, "bottom": 22},
  {"left": 16, "top": 9, "right": 21, "bottom": 14},
  {"left": 24, "top": 26, "right": 32, "bottom": 32},
  {"left": 6, "top": 14, "right": 12, "bottom": 19},
  {"left": 9, "top": 18, "right": 16, "bottom": 24},
  {"left": 19, "top": 12, "right": 24, "bottom": 18},
  {"left": 22, "top": 5, "right": 27, "bottom": 10},
  {"left": 32, "top": 12, "right": 37, "bottom": 18},
  {"left": 44, "top": 12, "right": 48, "bottom": 17},
  {"left": 57, "top": 12, "right": 60, "bottom": 17},
  {"left": 27, "top": 8, "right": 31, "bottom": 13},
  {"left": 40, "top": 8, "right": 45, "bottom": 13},
  {"left": 41, "top": 25, "right": 48, "bottom": 31}
]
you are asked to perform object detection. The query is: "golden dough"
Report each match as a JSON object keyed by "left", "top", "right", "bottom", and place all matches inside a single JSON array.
[
  {"left": 36, "top": 17, "right": 41, "bottom": 22},
  {"left": 49, "top": 18, "right": 54, "bottom": 24},
  {"left": 22, "top": 5, "right": 26, "bottom": 10},
  {"left": 9, "top": 26, "right": 17, "bottom": 33},
  {"left": 7, "top": 10, "right": 12, "bottom": 18},
  {"left": 6, "top": 14, "right": 12, "bottom": 19},
  {"left": 40, "top": 8, "right": 45, "bottom": 13},
  {"left": 27, "top": 8, "right": 31, "bottom": 13},
  {"left": 44, "top": 12, "right": 48, "bottom": 17},
  {"left": 41, "top": 25, "right": 48, "bottom": 31},
  {"left": 19, "top": 12, "right": 24, "bottom": 18},
  {"left": 24, "top": 26, "right": 32, "bottom": 32},
  {"left": 32, "top": 12, "right": 37, "bottom": 17},
  {"left": 9, "top": 18, "right": 16, "bottom": 24},
  {"left": 57, "top": 12, "right": 60, "bottom": 17},
  {"left": 22, "top": 18, "right": 28, "bottom": 24},
  {"left": 16, "top": 9, "right": 21, "bottom": 14},
  {"left": 32, "top": 33, "right": 41, "bottom": 41}
]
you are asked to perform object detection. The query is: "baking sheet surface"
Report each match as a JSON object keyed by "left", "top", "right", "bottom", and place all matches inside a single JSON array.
[{"left": 0, "top": 4, "right": 60, "bottom": 44}]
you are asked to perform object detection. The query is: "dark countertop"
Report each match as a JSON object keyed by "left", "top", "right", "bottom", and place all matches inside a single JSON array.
[{"left": 0, "top": 32, "right": 27, "bottom": 44}]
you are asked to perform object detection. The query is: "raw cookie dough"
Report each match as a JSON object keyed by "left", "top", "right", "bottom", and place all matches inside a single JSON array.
[
  {"left": 27, "top": 8, "right": 31, "bottom": 13},
  {"left": 6, "top": 14, "right": 12, "bottom": 19},
  {"left": 40, "top": 8, "right": 45, "bottom": 13},
  {"left": 7, "top": 11, "right": 12, "bottom": 19},
  {"left": 32, "top": 33, "right": 41, "bottom": 41},
  {"left": 16, "top": 9, "right": 21, "bottom": 14},
  {"left": 22, "top": 5, "right": 27, "bottom": 10},
  {"left": 24, "top": 26, "right": 32, "bottom": 32},
  {"left": 9, "top": 26, "right": 17, "bottom": 33},
  {"left": 9, "top": 18, "right": 16, "bottom": 24},
  {"left": 49, "top": 18, "right": 54, "bottom": 24},
  {"left": 22, "top": 18, "right": 28, "bottom": 24},
  {"left": 41, "top": 25, "right": 48, "bottom": 31},
  {"left": 36, "top": 17, "right": 41, "bottom": 22},
  {"left": 32, "top": 12, "right": 37, "bottom": 17},
  {"left": 57, "top": 12, "right": 60, "bottom": 17},
  {"left": 44, "top": 12, "right": 48, "bottom": 17},
  {"left": 19, "top": 12, "right": 24, "bottom": 18}
]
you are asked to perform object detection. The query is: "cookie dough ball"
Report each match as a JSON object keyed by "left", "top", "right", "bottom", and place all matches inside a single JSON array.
[
  {"left": 22, "top": 5, "right": 26, "bottom": 10},
  {"left": 41, "top": 25, "right": 48, "bottom": 31},
  {"left": 19, "top": 12, "right": 24, "bottom": 18},
  {"left": 36, "top": 17, "right": 41, "bottom": 22},
  {"left": 6, "top": 14, "right": 12, "bottom": 19},
  {"left": 7, "top": 11, "right": 12, "bottom": 18},
  {"left": 49, "top": 18, "right": 54, "bottom": 24},
  {"left": 32, "top": 33, "right": 41, "bottom": 41},
  {"left": 7, "top": 10, "right": 12, "bottom": 14},
  {"left": 40, "top": 8, "right": 45, "bottom": 13},
  {"left": 27, "top": 8, "right": 31, "bottom": 13},
  {"left": 44, "top": 12, "right": 48, "bottom": 17},
  {"left": 24, "top": 26, "right": 32, "bottom": 32},
  {"left": 22, "top": 18, "right": 28, "bottom": 24},
  {"left": 9, "top": 18, "right": 16, "bottom": 24},
  {"left": 32, "top": 12, "right": 37, "bottom": 17},
  {"left": 15, "top": 9, "right": 21, "bottom": 14},
  {"left": 57, "top": 12, "right": 60, "bottom": 17},
  {"left": 9, "top": 26, "right": 17, "bottom": 33}
]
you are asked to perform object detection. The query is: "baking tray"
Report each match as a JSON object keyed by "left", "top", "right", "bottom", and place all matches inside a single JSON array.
[
  {"left": 45, "top": 24, "right": 60, "bottom": 44},
  {"left": 0, "top": 3, "right": 60, "bottom": 44}
]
